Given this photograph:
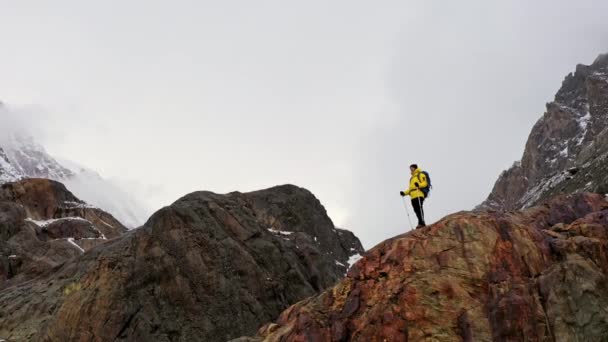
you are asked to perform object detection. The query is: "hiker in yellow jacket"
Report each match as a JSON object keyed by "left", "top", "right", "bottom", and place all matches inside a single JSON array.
[{"left": 400, "top": 164, "right": 428, "bottom": 228}]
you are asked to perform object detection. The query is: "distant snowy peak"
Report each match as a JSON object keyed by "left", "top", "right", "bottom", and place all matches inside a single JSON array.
[
  {"left": 0, "top": 147, "right": 22, "bottom": 183},
  {"left": 2, "top": 135, "right": 74, "bottom": 181}
]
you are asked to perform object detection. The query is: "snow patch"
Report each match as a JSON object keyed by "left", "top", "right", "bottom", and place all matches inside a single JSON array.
[
  {"left": 579, "top": 112, "right": 591, "bottom": 130},
  {"left": 335, "top": 260, "right": 346, "bottom": 267},
  {"left": 268, "top": 228, "right": 294, "bottom": 236},
  {"left": 99, "top": 219, "right": 114, "bottom": 229},
  {"left": 8, "top": 255, "right": 17, "bottom": 258},
  {"left": 66, "top": 238, "right": 85, "bottom": 253},
  {"left": 347, "top": 253, "right": 363, "bottom": 270},
  {"left": 576, "top": 110, "right": 591, "bottom": 145},
  {"left": 592, "top": 71, "right": 608, "bottom": 81},
  {"left": 26, "top": 217, "right": 91, "bottom": 228},
  {"left": 62, "top": 201, "right": 98, "bottom": 209},
  {"left": 520, "top": 172, "right": 568, "bottom": 208}
]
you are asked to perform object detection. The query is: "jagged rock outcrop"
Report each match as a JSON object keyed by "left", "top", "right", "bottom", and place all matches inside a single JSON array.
[
  {"left": 480, "top": 54, "right": 608, "bottom": 210},
  {"left": 0, "top": 179, "right": 127, "bottom": 287},
  {"left": 246, "top": 193, "right": 608, "bottom": 341},
  {"left": 0, "top": 184, "right": 363, "bottom": 341}
]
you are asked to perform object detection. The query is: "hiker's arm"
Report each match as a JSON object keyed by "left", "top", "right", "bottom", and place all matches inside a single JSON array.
[
  {"left": 404, "top": 181, "right": 416, "bottom": 195},
  {"left": 404, "top": 184, "right": 413, "bottom": 195}
]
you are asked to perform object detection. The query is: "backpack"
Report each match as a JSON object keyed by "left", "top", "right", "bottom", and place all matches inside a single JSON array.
[{"left": 418, "top": 171, "right": 432, "bottom": 198}]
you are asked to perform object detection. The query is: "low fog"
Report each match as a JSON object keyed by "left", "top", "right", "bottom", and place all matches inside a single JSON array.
[{"left": 1, "top": 1, "right": 607, "bottom": 247}]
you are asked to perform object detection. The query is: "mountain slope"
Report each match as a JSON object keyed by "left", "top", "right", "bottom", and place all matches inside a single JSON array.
[
  {"left": 0, "top": 147, "right": 21, "bottom": 183},
  {"left": 245, "top": 193, "right": 608, "bottom": 341},
  {"left": 0, "top": 128, "right": 147, "bottom": 227},
  {"left": 0, "top": 184, "right": 363, "bottom": 341},
  {"left": 480, "top": 54, "right": 608, "bottom": 210},
  {"left": 2, "top": 135, "right": 74, "bottom": 181}
]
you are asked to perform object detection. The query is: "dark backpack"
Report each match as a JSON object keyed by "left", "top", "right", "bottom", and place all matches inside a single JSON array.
[{"left": 418, "top": 171, "right": 432, "bottom": 198}]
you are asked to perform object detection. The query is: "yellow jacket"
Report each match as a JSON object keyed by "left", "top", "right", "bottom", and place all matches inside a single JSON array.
[{"left": 404, "top": 168, "right": 428, "bottom": 199}]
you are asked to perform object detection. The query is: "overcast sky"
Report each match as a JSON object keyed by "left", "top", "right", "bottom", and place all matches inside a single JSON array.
[{"left": 1, "top": 1, "right": 607, "bottom": 247}]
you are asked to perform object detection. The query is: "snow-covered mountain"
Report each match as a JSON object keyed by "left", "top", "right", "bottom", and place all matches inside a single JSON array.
[
  {"left": 0, "top": 147, "right": 21, "bottom": 183},
  {"left": 1, "top": 135, "right": 73, "bottom": 181},
  {"left": 0, "top": 133, "right": 147, "bottom": 228}
]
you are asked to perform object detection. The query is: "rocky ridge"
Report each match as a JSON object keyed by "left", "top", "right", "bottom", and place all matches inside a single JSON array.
[
  {"left": 245, "top": 192, "right": 608, "bottom": 341},
  {"left": 0, "top": 184, "right": 363, "bottom": 341}
]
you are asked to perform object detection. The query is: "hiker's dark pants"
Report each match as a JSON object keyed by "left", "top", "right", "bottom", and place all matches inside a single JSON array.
[{"left": 411, "top": 197, "right": 425, "bottom": 226}]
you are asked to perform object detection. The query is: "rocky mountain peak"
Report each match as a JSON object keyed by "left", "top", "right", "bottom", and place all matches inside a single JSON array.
[
  {"left": 172, "top": 184, "right": 364, "bottom": 281},
  {"left": 480, "top": 53, "right": 608, "bottom": 210},
  {"left": 0, "top": 182, "right": 363, "bottom": 341}
]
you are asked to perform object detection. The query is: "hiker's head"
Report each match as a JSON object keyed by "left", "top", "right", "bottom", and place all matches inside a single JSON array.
[{"left": 410, "top": 164, "right": 418, "bottom": 174}]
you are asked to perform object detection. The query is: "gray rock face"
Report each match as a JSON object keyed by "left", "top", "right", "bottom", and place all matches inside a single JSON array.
[
  {"left": 241, "top": 185, "right": 364, "bottom": 270},
  {"left": 480, "top": 54, "right": 608, "bottom": 211},
  {"left": 0, "top": 184, "right": 363, "bottom": 341}
]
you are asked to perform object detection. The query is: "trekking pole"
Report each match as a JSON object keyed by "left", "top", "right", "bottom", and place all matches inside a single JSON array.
[{"left": 401, "top": 197, "right": 414, "bottom": 230}]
